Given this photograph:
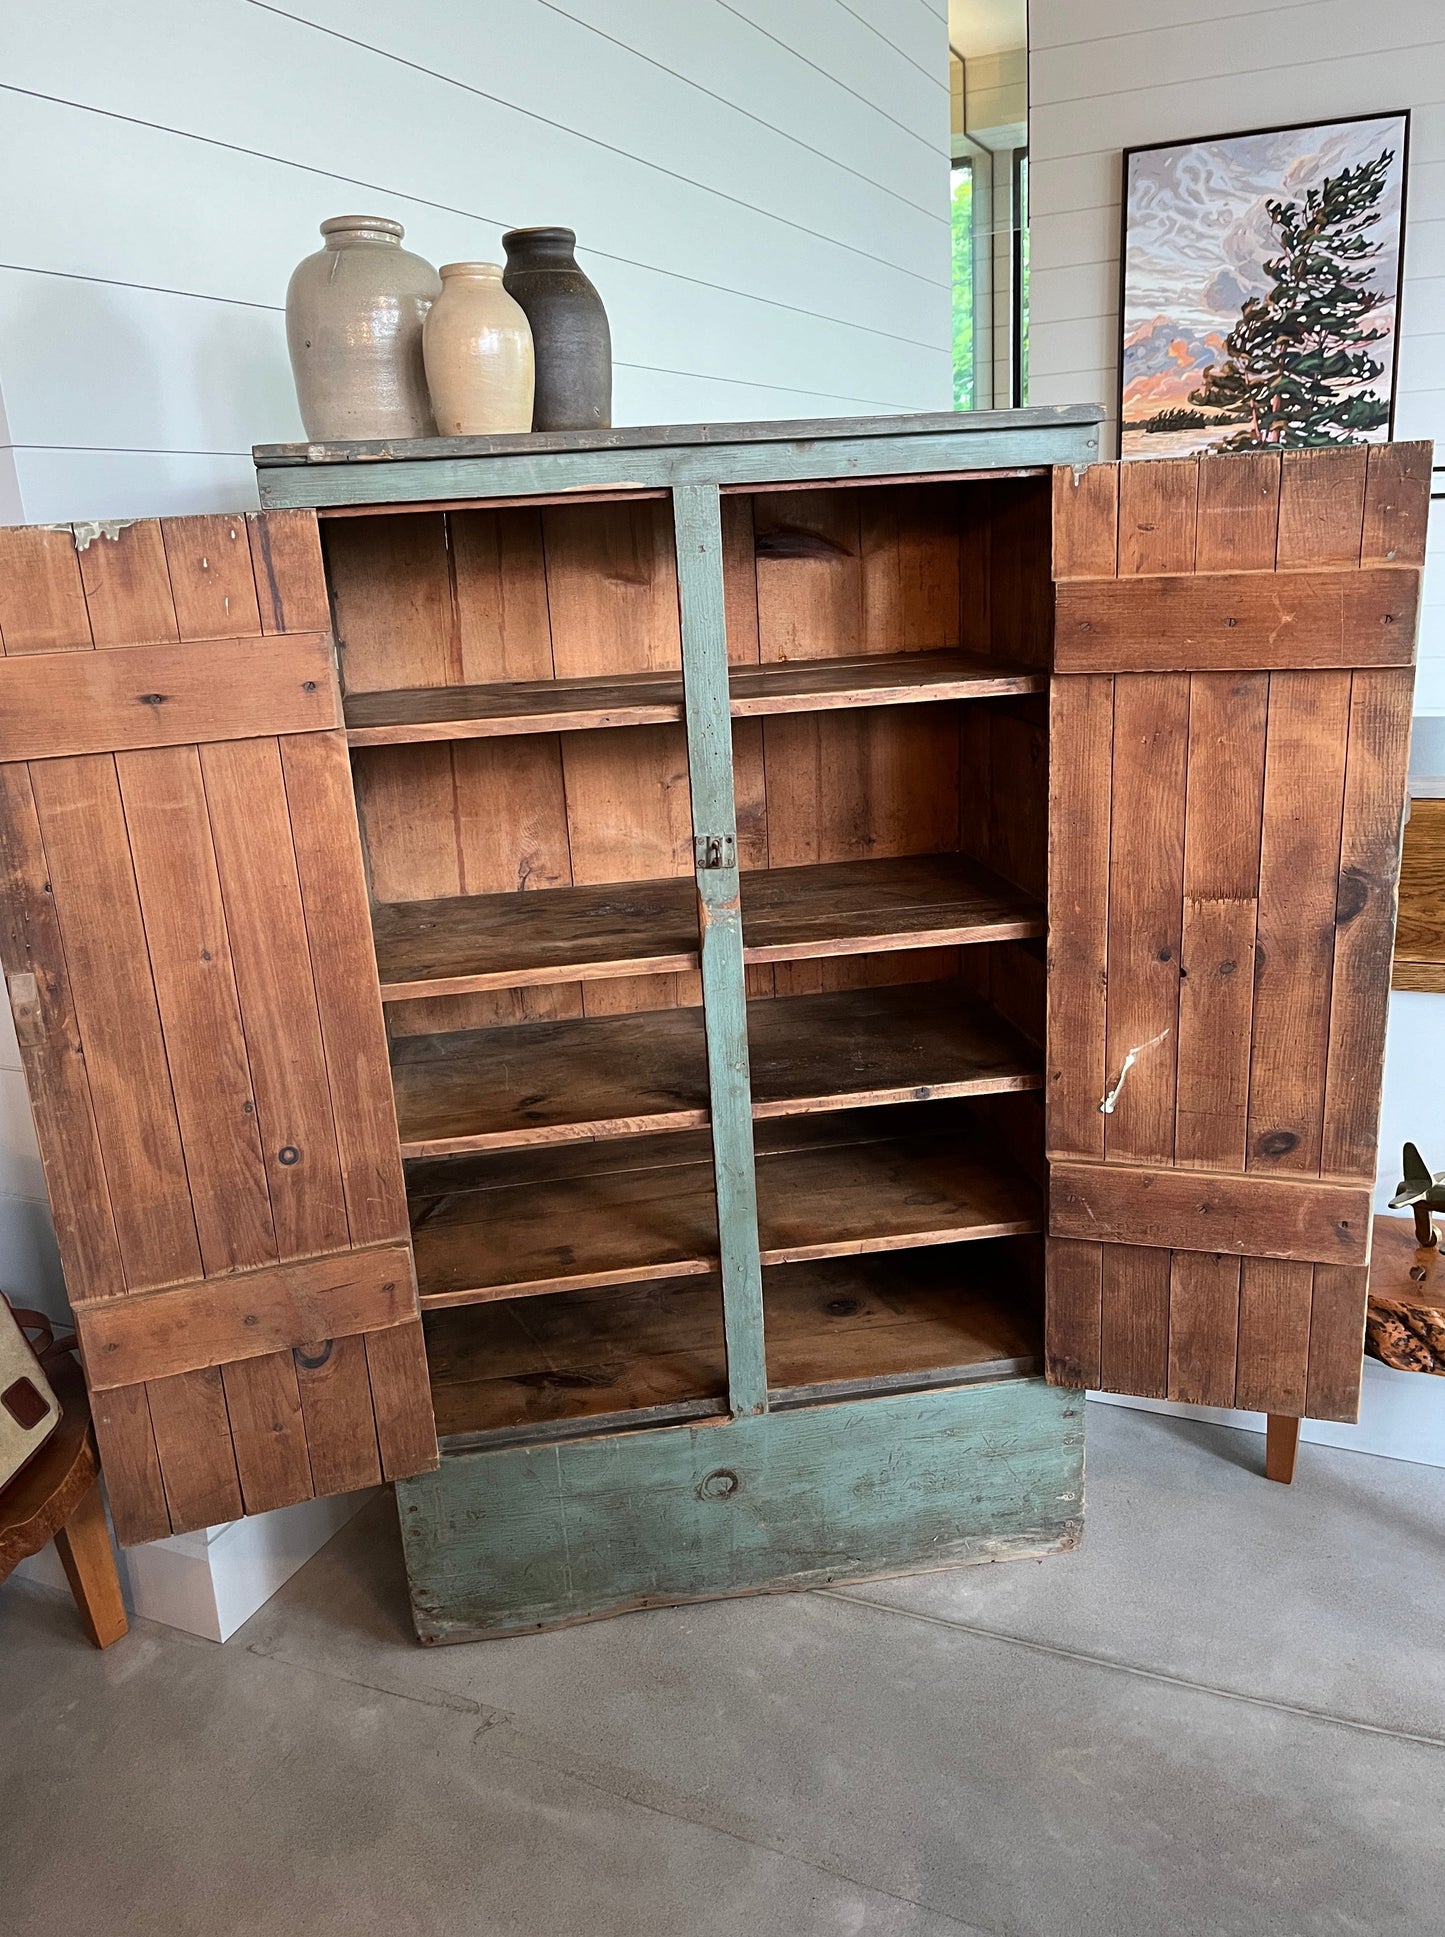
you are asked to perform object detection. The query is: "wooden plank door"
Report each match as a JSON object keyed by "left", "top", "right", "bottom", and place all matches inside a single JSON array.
[
  {"left": 1045, "top": 445, "right": 1429, "bottom": 1422},
  {"left": 0, "top": 511, "right": 437, "bottom": 1543}
]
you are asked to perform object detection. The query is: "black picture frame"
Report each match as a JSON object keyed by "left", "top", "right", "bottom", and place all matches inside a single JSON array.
[{"left": 1117, "top": 109, "right": 1411, "bottom": 456}]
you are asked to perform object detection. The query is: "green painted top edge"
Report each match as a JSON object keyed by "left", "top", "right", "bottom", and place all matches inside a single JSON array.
[{"left": 253, "top": 403, "right": 1105, "bottom": 467}]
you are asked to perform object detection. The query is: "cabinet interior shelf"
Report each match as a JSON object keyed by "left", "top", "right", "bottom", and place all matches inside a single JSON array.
[
  {"left": 407, "top": 1107, "right": 1042, "bottom": 1310},
  {"left": 392, "top": 979, "right": 1041, "bottom": 1157},
  {"left": 424, "top": 1247, "right": 1043, "bottom": 1447},
  {"left": 344, "top": 649, "right": 1045, "bottom": 745},
  {"left": 374, "top": 852, "right": 1043, "bottom": 1001}
]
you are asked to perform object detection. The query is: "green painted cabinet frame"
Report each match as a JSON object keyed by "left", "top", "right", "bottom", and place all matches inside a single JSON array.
[{"left": 257, "top": 406, "right": 1104, "bottom": 1639}]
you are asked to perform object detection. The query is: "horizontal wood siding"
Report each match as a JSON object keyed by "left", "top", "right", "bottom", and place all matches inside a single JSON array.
[
  {"left": 0, "top": 513, "right": 437, "bottom": 1540},
  {"left": 1046, "top": 452, "right": 1420, "bottom": 1421}
]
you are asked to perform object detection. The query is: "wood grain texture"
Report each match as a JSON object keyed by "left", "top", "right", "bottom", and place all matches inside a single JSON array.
[
  {"left": 0, "top": 509, "right": 436, "bottom": 1539},
  {"left": 1045, "top": 676, "right": 1112, "bottom": 1160},
  {"left": 1246, "top": 675, "right": 1352, "bottom": 1177},
  {"left": 280, "top": 731, "right": 410, "bottom": 1249},
  {"left": 88, "top": 1384, "right": 169, "bottom": 1547},
  {"left": 425, "top": 1249, "right": 1040, "bottom": 1442},
  {"left": 1393, "top": 798, "right": 1445, "bottom": 992},
  {"left": 341, "top": 650, "right": 1044, "bottom": 743},
  {"left": 248, "top": 509, "right": 332, "bottom": 635},
  {"left": 1054, "top": 570, "right": 1417, "bottom": 674},
  {"left": 1360, "top": 442, "right": 1433, "bottom": 568},
  {"left": 28, "top": 753, "right": 203, "bottom": 1294},
  {"left": 0, "top": 632, "right": 338, "bottom": 761},
  {"left": 1050, "top": 1160, "right": 1368, "bottom": 1265},
  {"left": 397, "top": 1375, "right": 1082, "bottom": 1642},
  {"left": 409, "top": 1111, "right": 1041, "bottom": 1310},
  {"left": 145, "top": 1364, "right": 244, "bottom": 1530},
  {"left": 74, "top": 1242, "right": 417, "bottom": 1389},
  {"left": 200, "top": 737, "right": 350, "bottom": 1260},
  {"left": 1235, "top": 1258, "right": 1314, "bottom": 1415},
  {"left": 1099, "top": 1243, "right": 1170, "bottom": 1397},
  {"left": 1102, "top": 674, "right": 1188, "bottom": 1166},
  {"left": 1174, "top": 673, "right": 1266, "bottom": 1170},
  {"left": 115, "top": 744, "right": 275, "bottom": 1278},
  {"left": 374, "top": 852, "right": 1042, "bottom": 1000},
  {"left": 74, "top": 522, "right": 178, "bottom": 647},
  {"left": 1322, "top": 670, "right": 1413, "bottom": 1176},
  {"left": 1043, "top": 1236, "right": 1102, "bottom": 1388},
  {"left": 390, "top": 981, "right": 1041, "bottom": 1156},
  {"left": 294, "top": 1334, "right": 384, "bottom": 1495},
  {"left": 0, "top": 762, "right": 125, "bottom": 1304},
  {"left": 0, "top": 527, "right": 93, "bottom": 652},
  {"left": 222, "top": 1351, "right": 314, "bottom": 1516},
  {"left": 161, "top": 513, "right": 262, "bottom": 639},
  {"left": 1046, "top": 449, "right": 1418, "bottom": 1421},
  {"left": 1166, "top": 1252, "right": 1241, "bottom": 1408}
]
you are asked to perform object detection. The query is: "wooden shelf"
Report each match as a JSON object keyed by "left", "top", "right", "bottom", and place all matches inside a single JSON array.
[
  {"left": 408, "top": 1107, "right": 1042, "bottom": 1310},
  {"left": 374, "top": 852, "right": 1043, "bottom": 1001},
  {"left": 424, "top": 1248, "right": 1041, "bottom": 1446},
  {"left": 344, "top": 650, "right": 1044, "bottom": 745},
  {"left": 392, "top": 979, "right": 1041, "bottom": 1156}
]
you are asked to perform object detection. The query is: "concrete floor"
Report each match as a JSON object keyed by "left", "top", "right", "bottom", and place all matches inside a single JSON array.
[{"left": 3, "top": 1403, "right": 1444, "bottom": 1937}]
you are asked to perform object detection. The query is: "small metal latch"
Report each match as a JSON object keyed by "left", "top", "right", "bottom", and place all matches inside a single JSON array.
[{"left": 694, "top": 833, "right": 736, "bottom": 870}]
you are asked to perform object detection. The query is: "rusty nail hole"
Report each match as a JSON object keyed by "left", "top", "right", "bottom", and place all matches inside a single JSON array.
[
  {"left": 302, "top": 680, "right": 317, "bottom": 691},
  {"left": 243, "top": 1313, "right": 258, "bottom": 1326},
  {"left": 139, "top": 693, "right": 166, "bottom": 706}
]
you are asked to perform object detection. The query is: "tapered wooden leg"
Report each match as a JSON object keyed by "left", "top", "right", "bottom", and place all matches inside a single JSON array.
[
  {"left": 53, "top": 1477, "right": 129, "bottom": 1648},
  {"left": 1265, "top": 1414, "right": 1301, "bottom": 1486}
]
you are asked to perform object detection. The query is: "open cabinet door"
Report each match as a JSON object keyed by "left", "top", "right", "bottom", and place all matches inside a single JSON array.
[
  {"left": 1045, "top": 446, "right": 1429, "bottom": 1422},
  {"left": 0, "top": 512, "right": 437, "bottom": 1544}
]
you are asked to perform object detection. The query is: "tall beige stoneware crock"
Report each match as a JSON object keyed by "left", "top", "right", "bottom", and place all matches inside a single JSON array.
[
  {"left": 286, "top": 215, "right": 440, "bottom": 440},
  {"left": 423, "top": 262, "right": 535, "bottom": 436}
]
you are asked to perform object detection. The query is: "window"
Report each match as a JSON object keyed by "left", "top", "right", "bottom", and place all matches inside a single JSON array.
[{"left": 951, "top": 161, "right": 975, "bottom": 410}]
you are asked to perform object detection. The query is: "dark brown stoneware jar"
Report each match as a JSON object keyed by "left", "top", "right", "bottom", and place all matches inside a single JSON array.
[{"left": 501, "top": 227, "right": 612, "bottom": 431}]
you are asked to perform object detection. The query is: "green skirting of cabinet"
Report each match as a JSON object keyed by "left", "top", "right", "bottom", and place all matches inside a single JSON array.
[{"left": 396, "top": 1375, "right": 1084, "bottom": 1643}]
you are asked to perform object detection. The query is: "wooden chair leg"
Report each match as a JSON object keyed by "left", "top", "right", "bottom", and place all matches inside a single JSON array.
[
  {"left": 53, "top": 1476, "right": 128, "bottom": 1648},
  {"left": 1265, "top": 1414, "right": 1301, "bottom": 1486}
]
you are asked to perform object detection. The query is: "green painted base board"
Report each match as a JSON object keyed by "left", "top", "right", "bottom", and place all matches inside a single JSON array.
[{"left": 397, "top": 1375, "right": 1084, "bottom": 1643}]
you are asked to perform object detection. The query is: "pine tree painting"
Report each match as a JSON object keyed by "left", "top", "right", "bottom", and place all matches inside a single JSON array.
[{"left": 1120, "top": 115, "right": 1407, "bottom": 457}]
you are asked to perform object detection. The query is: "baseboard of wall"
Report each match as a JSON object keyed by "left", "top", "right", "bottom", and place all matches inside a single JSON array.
[
  {"left": 1090, "top": 1355, "right": 1445, "bottom": 1470},
  {"left": 14, "top": 1487, "right": 375, "bottom": 1641}
]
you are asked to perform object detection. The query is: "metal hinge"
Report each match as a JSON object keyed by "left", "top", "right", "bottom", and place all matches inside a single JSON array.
[{"left": 694, "top": 833, "right": 736, "bottom": 870}]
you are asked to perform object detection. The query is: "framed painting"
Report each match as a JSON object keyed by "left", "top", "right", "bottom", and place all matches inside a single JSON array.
[{"left": 1119, "top": 111, "right": 1409, "bottom": 456}]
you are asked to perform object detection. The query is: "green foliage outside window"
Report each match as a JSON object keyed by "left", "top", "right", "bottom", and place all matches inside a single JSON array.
[{"left": 951, "top": 164, "right": 974, "bottom": 410}]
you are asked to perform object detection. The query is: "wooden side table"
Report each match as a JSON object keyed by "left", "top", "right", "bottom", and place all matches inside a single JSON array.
[{"left": 0, "top": 1350, "right": 128, "bottom": 1647}]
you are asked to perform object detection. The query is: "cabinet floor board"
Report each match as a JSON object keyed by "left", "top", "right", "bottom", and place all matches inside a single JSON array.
[{"left": 424, "top": 1248, "right": 1042, "bottom": 1442}]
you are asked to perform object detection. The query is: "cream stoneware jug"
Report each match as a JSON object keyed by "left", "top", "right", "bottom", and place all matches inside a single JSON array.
[
  {"left": 286, "top": 215, "right": 439, "bottom": 440},
  {"left": 423, "top": 262, "right": 535, "bottom": 436}
]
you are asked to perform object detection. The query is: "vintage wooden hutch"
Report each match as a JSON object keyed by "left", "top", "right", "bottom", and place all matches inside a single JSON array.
[{"left": 0, "top": 409, "right": 1426, "bottom": 1640}]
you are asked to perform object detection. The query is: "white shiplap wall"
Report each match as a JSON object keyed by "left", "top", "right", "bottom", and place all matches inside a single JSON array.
[
  {"left": 1027, "top": 0, "right": 1445, "bottom": 711},
  {"left": 0, "top": 0, "right": 954, "bottom": 1320}
]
